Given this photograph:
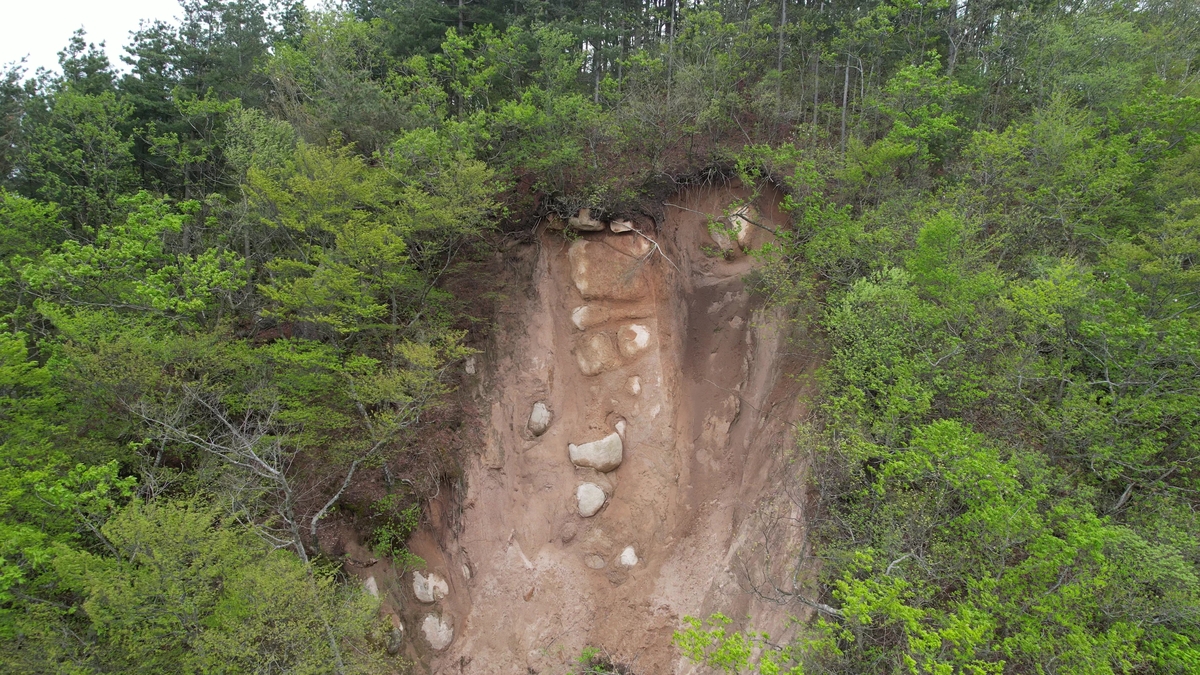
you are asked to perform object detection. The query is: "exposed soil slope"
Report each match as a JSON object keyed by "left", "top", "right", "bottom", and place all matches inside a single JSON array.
[{"left": 392, "top": 184, "right": 818, "bottom": 673}]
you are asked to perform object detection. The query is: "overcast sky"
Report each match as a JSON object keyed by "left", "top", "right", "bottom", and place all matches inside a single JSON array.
[{"left": 1, "top": 0, "right": 322, "bottom": 77}]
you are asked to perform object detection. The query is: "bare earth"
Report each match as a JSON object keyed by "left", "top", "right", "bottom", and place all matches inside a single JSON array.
[{"left": 362, "top": 183, "right": 819, "bottom": 674}]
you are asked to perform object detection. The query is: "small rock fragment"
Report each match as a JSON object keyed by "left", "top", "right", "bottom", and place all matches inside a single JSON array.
[
  {"left": 569, "top": 432, "right": 624, "bottom": 472},
  {"left": 413, "top": 571, "right": 449, "bottom": 603},
  {"left": 465, "top": 356, "right": 476, "bottom": 375},
  {"left": 461, "top": 563, "right": 471, "bottom": 580},
  {"left": 421, "top": 614, "right": 454, "bottom": 650},
  {"left": 620, "top": 546, "right": 638, "bottom": 567},
  {"left": 560, "top": 520, "right": 579, "bottom": 544},
  {"left": 528, "top": 401, "right": 552, "bottom": 436},
  {"left": 576, "top": 483, "right": 607, "bottom": 517},
  {"left": 627, "top": 376, "right": 641, "bottom": 395},
  {"left": 584, "top": 554, "right": 606, "bottom": 569}
]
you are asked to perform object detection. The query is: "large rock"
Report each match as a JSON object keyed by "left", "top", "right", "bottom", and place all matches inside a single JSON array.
[
  {"left": 421, "top": 614, "right": 454, "bottom": 650},
  {"left": 528, "top": 401, "right": 552, "bottom": 436},
  {"left": 576, "top": 483, "right": 607, "bottom": 517},
  {"left": 572, "top": 304, "right": 653, "bottom": 331},
  {"left": 618, "top": 323, "right": 652, "bottom": 358},
  {"left": 571, "top": 305, "right": 610, "bottom": 331},
  {"left": 576, "top": 332, "right": 619, "bottom": 376},
  {"left": 413, "top": 571, "right": 449, "bottom": 603},
  {"left": 730, "top": 205, "right": 758, "bottom": 248},
  {"left": 363, "top": 575, "right": 379, "bottom": 598},
  {"left": 569, "top": 432, "right": 623, "bottom": 472},
  {"left": 568, "top": 208, "right": 606, "bottom": 231},
  {"left": 568, "top": 240, "right": 649, "bottom": 301}
]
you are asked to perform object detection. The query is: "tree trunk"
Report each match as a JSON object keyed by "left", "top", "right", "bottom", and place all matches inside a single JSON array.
[
  {"left": 777, "top": 0, "right": 787, "bottom": 72},
  {"left": 841, "top": 53, "right": 851, "bottom": 157}
]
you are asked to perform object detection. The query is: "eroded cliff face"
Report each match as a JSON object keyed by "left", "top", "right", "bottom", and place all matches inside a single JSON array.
[{"left": 398, "top": 184, "right": 817, "bottom": 673}]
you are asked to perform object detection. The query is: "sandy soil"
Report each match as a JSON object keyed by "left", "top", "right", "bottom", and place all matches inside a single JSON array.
[{"left": 367, "top": 183, "right": 820, "bottom": 673}]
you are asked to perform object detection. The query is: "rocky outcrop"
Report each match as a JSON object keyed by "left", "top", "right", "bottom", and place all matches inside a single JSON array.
[
  {"left": 528, "top": 401, "right": 552, "bottom": 436},
  {"left": 413, "top": 571, "right": 449, "bottom": 603},
  {"left": 576, "top": 332, "right": 620, "bottom": 376},
  {"left": 568, "top": 432, "right": 623, "bottom": 472},
  {"left": 422, "top": 614, "right": 454, "bottom": 650},
  {"left": 576, "top": 483, "right": 607, "bottom": 517}
]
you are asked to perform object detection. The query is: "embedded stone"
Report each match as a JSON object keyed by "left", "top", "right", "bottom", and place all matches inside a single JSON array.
[
  {"left": 620, "top": 546, "right": 638, "bottom": 567},
  {"left": 364, "top": 575, "right": 379, "bottom": 598},
  {"left": 528, "top": 401, "right": 552, "bottom": 436},
  {"left": 569, "top": 432, "right": 623, "bottom": 472},
  {"left": 576, "top": 332, "right": 620, "bottom": 376},
  {"left": 386, "top": 616, "right": 405, "bottom": 655},
  {"left": 421, "top": 614, "right": 454, "bottom": 650},
  {"left": 568, "top": 208, "right": 606, "bottom": 231},
  {"left": 610, "top": 219, "right": 635, "bottom": 233},
  {"left": 618, "top": 323, "right": 652, "bottom": 358},
  {"left": 627, "top": 376, "right": 641, "bottom": 395},
  {"left": 731, "top": 205, "right": 758, "bottom": 247},
  {"left": 571, "top": 305, "right": 611, "bottom": 331},
  {"left": 568, "top": 240, "right": 649, "bottom": 301},
  {"left": 413, "top": 571, "right": 449, "bottom": 603},
  {"left": 576, "top": 483, "right": 607, "bottom": 517},
  {"left": 584, "top": 554, "right": 606, "bottom": 569}
]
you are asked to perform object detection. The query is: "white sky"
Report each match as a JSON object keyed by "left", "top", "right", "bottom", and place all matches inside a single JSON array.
[{"left": 0, "top": 0, "right": 322, "bottom": 77}]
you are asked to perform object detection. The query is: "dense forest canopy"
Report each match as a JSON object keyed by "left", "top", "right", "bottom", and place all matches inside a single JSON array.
[{"left": 1, "top": 0, "right": 1198, "bottom": 672}]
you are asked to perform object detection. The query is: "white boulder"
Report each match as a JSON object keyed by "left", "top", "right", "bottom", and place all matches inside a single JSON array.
[
  {"left": 618, "top": 323, "right": 652, "bottom": 358},
  {"left": 568, "top": 208, "right": 606, "bottom": 231},
  {"left": 576, "top": 483, "right": 607, "bottom": 517},
  {"left": 421, "top": 614, "right": 454, "bottom": 650},
  {"left": 413, "top": 571, "right": 449, "bottom": 603},
  {"left": 571, "top": 305, "right": 610, "bottom": 331},
  {"left": 620, "top": 546, "right": 638, "bottom": 567},
  {"left": 569, "top": 432, "right": 624, "bottom": 472},
  {"left": 528, "top": 401, "right": 552, "bottom": 436},
  {"left": 363, "top": 575, "right": 379, "bottom": 598}
]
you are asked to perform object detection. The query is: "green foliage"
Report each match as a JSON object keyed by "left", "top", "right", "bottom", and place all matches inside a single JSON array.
[{"left": 5, "top": 1, "right": 1200, "bottom": 673}]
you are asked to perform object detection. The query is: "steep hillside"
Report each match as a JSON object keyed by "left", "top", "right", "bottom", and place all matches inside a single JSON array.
[{"left": 346, "top": 183, "right": 819, "bottom": 673}]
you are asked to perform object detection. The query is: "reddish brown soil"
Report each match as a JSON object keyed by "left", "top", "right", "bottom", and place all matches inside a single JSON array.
[{"left": 346, "top": 182, "right": 820, "bottom": 674}]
